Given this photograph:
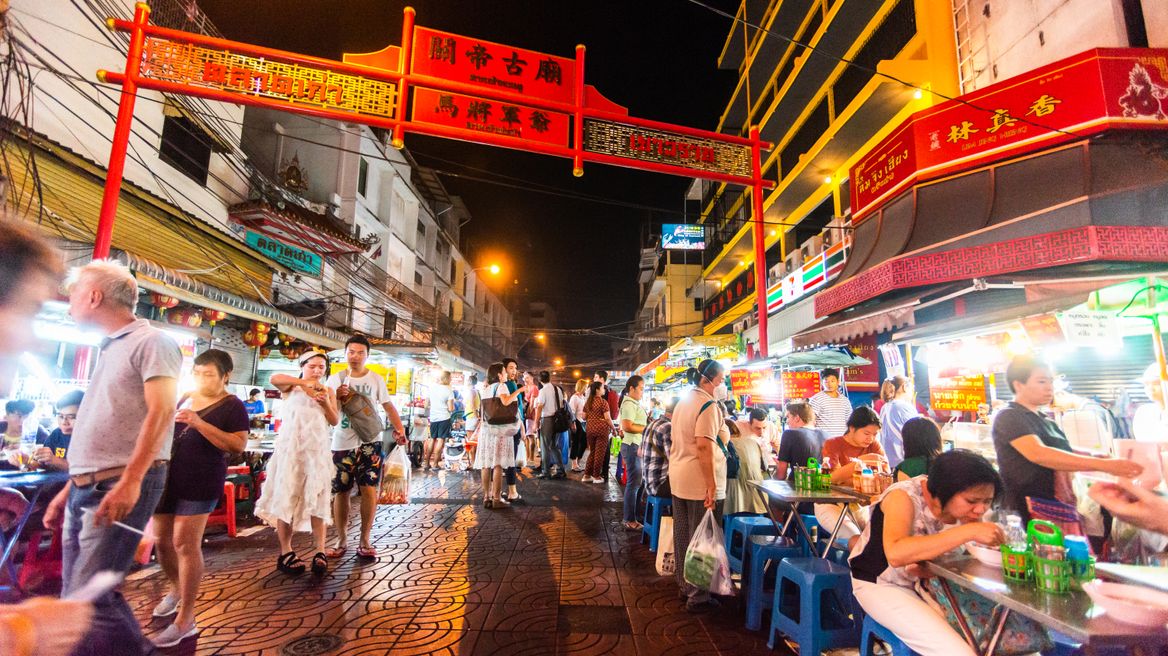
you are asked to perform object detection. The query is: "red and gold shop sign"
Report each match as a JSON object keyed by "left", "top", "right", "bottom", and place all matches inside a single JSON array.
[
  {"left": 583, "top": 119, "right": 754, "bottom": 178},
  {"left": 851, "top": 48, "right": 1168, "bottom": 222},
  {"left": 780, "top": 370, "right": 821, "bottom": 401},
  {"left": 411, "top": 26, "right": 576, "bottom": 105},
  {"left": 704, "top": 266, "right": 756, "bottom": 323},
  {"left": 929, "top": 374, "right": 987, "bottom": 413},
  {"left": 411, "top": 87, "right": 570, "bottom": 147},
  {"left": 843, "top": 334, "right": 880, "bottom": 390},
  {"left": 138, "top": 37, "right": 398, "bottom": 120},
  {"left": 730, "top": 368, "right": 780, "bottom": 403},
  {"left": 1021, "top": 313, "right": 1066, "bottom": 347}
]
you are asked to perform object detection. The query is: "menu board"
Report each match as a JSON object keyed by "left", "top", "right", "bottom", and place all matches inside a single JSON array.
[
  {"left": 929, "top": 374, "right": 987, "bottom": 412},
  {"left": 729, "top": 368, "right": 781, "bottom": 404},
  {"left": 781, "top": 370, "right": 821, "bottom": 401}
]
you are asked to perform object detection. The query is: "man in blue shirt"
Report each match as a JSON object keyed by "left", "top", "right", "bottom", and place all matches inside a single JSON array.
[{"left": 244, "top": 388, "right": 266, "bottom": 416}]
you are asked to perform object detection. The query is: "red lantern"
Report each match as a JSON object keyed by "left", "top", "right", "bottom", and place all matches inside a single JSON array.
[
  {"left": 150, "top": 292, "right": 179, "bottom": 314},
  {"left": 202, "top": 309, "right": 228, "bottom": 326},
  {"left": 242, "top": 330, "right": 266, "bottom": 348},
  {"left": 167, "top": 309, "right": 202, "bottom": 329},
  {"left": 252, "top": 321, "right": 271, "bottom": 334},
  {"left": 259, "top": 346, "right": 271, "bottom": 358},
  {"left": 279, "top": 344, "right": 299, "bottom": 360}
]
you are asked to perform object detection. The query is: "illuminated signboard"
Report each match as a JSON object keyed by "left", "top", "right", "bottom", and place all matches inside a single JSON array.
[
  {"left": 245, "top": 231, "right": 323, "bottom": 278},
  {"left": 582, "top": 119, "right": 753, "bottom": 178},
  {"left": 661, "top": 224, "right": 705, "bottom": 250},
  {"left": 929, "top": 375, "right": 987, "bottom": 413},
  {"left": 411, "top": 87, "right": 570, "bottom": 148},
  {"left": 138, "top": 37, "right": 398, "bottom": 120}
]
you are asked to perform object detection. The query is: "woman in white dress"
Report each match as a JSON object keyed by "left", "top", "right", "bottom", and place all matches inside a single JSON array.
[
  {"left": 474, "top": 362, "right": 521, "bottom": 508},
  {"left": 256, "top": 351, "right": 340, "bottom": 575}
]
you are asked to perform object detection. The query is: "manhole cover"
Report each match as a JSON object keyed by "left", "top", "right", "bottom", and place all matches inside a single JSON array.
[{"left": 281, "top": 634, "right": 344, "bottom": 656}]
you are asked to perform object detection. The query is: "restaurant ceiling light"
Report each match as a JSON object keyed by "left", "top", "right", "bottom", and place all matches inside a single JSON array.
[{"left": 824, "top": 175, "right": 833, "bottom": 184}]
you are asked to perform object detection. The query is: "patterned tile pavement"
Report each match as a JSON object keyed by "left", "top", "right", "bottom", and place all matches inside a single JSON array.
[{"left": 123, "top": 467, "right": 798, "bottom": 655}]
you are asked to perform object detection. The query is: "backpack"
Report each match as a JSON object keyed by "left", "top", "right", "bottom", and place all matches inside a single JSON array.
[
  {"left": 551, "top": 386, "right": 573, "bottom": 433},
  {"left": 701, "top": 400, "right": 740, "bottom": 480}
]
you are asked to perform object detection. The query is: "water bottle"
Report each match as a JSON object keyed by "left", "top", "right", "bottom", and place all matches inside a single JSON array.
[
  {"left": 19, "top": 405, "right": 39, "bottom": 471},
  {"left": 1005, "top": 514, "right": 1027, "bottom": 551}
]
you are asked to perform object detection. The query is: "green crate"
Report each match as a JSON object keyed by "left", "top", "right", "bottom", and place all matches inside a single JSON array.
[
  {"left": 1034, "top": 556, "right": 1071, "bottom": 594},
  {"left": 1000, "top": 545, "right": 1031, "bottom": 581}
]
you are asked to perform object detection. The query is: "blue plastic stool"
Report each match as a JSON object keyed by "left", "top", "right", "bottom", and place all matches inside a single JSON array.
[
  {"left": 818, "top": 535, "right": 852, "bottom": 566},
  {"left": 725, "top": 514, "right": 778, "bottom": 574},
  {"left": 768, "top": 557, "right": 859, "bottom": 654},
  {"left": 640, "top": 495, "right": 672, "bottom": 552},
  {"left": 744, "top": 535, "right": 800, "bottom": 632},
  {"left": 861, "top": 615, "right": 917, "bottom": 656},
  {"left": 784, "top": 514, "right": 821, "bottom": 557}
]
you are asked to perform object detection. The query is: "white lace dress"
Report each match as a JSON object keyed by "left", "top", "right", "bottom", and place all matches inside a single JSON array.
[
  {"left": 474, "top": 383, "right": 518, "bottom": 469},
  {"left": 255, "top": 386, "right": 334, "bottom": 532}
]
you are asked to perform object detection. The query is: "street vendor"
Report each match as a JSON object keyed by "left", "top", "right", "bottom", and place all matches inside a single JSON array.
[{"left": 992, "top": 355, "right": 1142, "bottom": 521}]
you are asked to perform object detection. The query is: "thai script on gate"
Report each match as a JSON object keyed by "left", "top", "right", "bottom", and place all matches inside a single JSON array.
[
  {"left": 627, "top": 133, "right": 716, "bottom": 164},
  {"left": 202, "top": 62, "right": 345, "bottom": 105}
]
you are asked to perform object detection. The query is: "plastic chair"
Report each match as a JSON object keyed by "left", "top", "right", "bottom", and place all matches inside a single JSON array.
[
  {"left": 744, "top": 535, "right": 800, "bottom": 631},
  {"left": 205, "top": 481, "right": 237, "bottom": 538},
  {"left": 640, "top": 495, "right": 672, "bottom": 552},
  {"left": 861, "top": 615, "right": 917, "bottom": 656},
  {"left": 784, "top": 514, "right": 820, "bottom": 557},
  {"left": 768, "top": 557, "right": 859, "bottom": 655},
  {"left": 16, "top": 528, "right": 61, "bottom": 593},
  {"left": 725, "top": 514, "right": 779, "bottom": 574}
]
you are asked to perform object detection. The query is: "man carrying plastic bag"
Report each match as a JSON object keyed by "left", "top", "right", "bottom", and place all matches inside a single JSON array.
[
  {"left": 379, "top": 445, "right": 412, "bottom": 504},
  {"left": 683, "top": 509, "right": 734, "bottom": 596}
]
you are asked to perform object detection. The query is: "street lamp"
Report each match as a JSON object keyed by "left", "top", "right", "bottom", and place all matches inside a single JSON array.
[
  {"left": 572, "top": 369, "right": 581, "bottom": 378},
  {"left": 535, "top": 333, "right": 546, "bottom": 342},
  {"left": 553, "top": 357, "right": 563, "bottom": 367}
]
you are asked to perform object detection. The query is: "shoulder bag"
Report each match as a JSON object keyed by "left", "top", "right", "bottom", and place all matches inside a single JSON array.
[
  {"left": 337, "top": 371, "right": 384, "bottom": 444},
  {"left": 482, "top": 383, "right": 519, "bottom": 426}
]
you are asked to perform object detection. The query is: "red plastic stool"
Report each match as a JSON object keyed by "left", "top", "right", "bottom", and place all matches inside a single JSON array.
[
  {"left": 205, "top": 481, "right": 237, "bottom": 538},
  {"left": 17, "top": 528, "right": 62, "bottom": 593}
]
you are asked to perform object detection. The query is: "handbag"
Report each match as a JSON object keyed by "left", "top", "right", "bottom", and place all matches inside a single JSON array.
[
  {"left": 337, "top": 371, "right": 384, "bottom": 444},
  {"left": 482, "top": 383, "right": 519, "bottom": 426},
  {"left": 552, "top": 386, "right": 574, "bottom": 433}
]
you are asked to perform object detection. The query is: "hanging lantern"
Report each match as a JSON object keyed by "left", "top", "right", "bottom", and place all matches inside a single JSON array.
[
  {"left": 202, "top": 309, "right": 228, "bottom": 326},
  {"left": 259, "top": 346, "right": 271, "bottom": 358},
  {"left": 242, "top": 330, "right": 267, "bottom": 348},
  {"left": 252, "top": 321, "right": 271, "bottom": 335},
  {"left": 167, "top": 308, "right": 202, "bottom": 329},
  {"left": 276, "top": 332, "right": 292, "bottom": 345},
  {"left": 279, "top": 344, "right": 300, "bottom": 360},
  {"left": 150, "top": 292, "right": 179, "bottom": 314}
]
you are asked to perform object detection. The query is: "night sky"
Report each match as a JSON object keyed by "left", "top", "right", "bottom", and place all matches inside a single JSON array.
[{"left": 199, "top": 0, "right": 739, "bottom": 366}]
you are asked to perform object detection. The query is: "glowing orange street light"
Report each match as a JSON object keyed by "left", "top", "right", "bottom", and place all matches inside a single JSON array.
[
  {"left": 535, "top": 333, "right": 546, "bottom": 342},
  {"left": 553, "top": 357, "right": 563, "bottom": 367},
  {"left": 572, "top": 369, "right": 581, "bottom": 378},
  {"left": 488, "top": 264, "right": 500, "bottom": 275}
]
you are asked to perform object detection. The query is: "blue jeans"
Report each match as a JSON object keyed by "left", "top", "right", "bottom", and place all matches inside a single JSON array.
[
  {"left": 63, "top": 464, "right": 167, "bottom": 655},
  {"left": 504, "top": 429, "right": 523, "bottom": 486},
  {"left": 621, "top": 442, "right": 643, "bottom": 523}
]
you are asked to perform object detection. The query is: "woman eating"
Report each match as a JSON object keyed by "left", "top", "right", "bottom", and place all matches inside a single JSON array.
[
  {"left": 849, "top": 450, "right": 1005, "bottom": 656},
  {"left": 256, "top": 350, "right": 340, "bottom": 576},
  {"left": 894, "top": 417, "right": 943, "bottom": 481},
  {"left": 476, "top": 362, "right": 521, "bottom": 508},
  {"left": 150, "top": 349, "right": 249, "bottom": 648}
]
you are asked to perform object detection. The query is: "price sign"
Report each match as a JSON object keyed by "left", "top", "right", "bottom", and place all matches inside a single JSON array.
[
  {"left": 780, "top": 370, "right": 821, "bottom": 401},
  {"left": 929, "top": 374, "right": 987, "bottom": 412}
]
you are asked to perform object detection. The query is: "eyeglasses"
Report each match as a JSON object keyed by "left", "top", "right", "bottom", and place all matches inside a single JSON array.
[{"left": 56, "top": 414, "right": 77, "bottom": 421}]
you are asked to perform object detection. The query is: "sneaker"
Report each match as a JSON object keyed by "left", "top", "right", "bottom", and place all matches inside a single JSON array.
[
  {"left": 153, "top": 622, "right": 199, "bottom": 648},
  {"left": 580, "top": 476, "right": 594, "bottom": 483},
  {"left": 151, "top": 592, "right": 179, "bottom": 618},
  {"left": 592, "top": 478, "right": 605, "bottom": 484}
]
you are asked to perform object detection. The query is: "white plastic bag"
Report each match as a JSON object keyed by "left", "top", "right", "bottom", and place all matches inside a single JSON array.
[
  {"left": 515, "top": 444, "right": 527, "bottom": 469},
  {"left": 379, "top": 444, "right": 412, "bottom": 504},
  {"left": 656, "top": 516, "right": 676, "bottom": 576},
  {"left": 683, "top": 509, "right": 734, "bottom": 595}
]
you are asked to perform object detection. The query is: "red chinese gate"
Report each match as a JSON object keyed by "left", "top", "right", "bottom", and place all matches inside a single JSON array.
[{"left": 96, "top": 3, "right": 777, "bottom": 354}]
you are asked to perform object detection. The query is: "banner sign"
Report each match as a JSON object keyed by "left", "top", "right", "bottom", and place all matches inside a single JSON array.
[
  {"left": 661, "top": 224, "right": 706, "bottom": 250},
  {"left": 411, "top": 87, "right": 570, "bottom": 147},
  {"left": 1021, "top": 313, "right": 1066, "bottom": 347},
  {"left": 583, "top": 119, "right": 754, "bottom": 178},
  {"left": 244, "top": 230, "right": 322, "bottom": 277},
  {"left": 766, "top": 238, "right": 849, "bottom": 314},
  {"left": 411, "top": 26, "right": 576, "bottom": 105},
  {"left": 139, "top": 37, "right": 398, "bottom": 120},
  {"left": 704, "top": 266, "right": 756, "bottom": 323},
  {"left": 929, "top": 374, "right": 987, "bottom": 412},
  {"left": 844, "top": 334, "right": 880, "bottom": 389},
  {"left": 850, "top": 48, "right": 1168, "bottom": 222},
  {"left": 730, "top": 368, "right": 780, "bottom": 403},
  {"left": 1057, "top": 310, "right": 1122, "bottom": 347},
  {"left": 781, "top": 370, "right": 821, "bottom": 401}
]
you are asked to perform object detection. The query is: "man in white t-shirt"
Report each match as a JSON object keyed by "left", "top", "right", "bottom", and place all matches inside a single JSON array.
[
  {"left": 325, "top": 335, "right": 405, "bottom": 560},
  {"left": 425, "top": 371, "right": 455, "bottom": 470},
  {"left": 808, "top": 368, "right": 853, "bottom": 439},
  {"left": 534, "top": 371, "right": 567, "bottom": 479}
]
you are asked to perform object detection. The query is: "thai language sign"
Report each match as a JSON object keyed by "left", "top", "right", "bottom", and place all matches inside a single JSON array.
[
  {"left": 138, "top": 37, "right": 398, "bottom": 120},
  {"left": 245, "top": 231, "right": 322, "bottom": 278},
  {"left": 661, "top": 224, "right": 706, "bottom": 250},
  {"left": 411, "top": 87, "right": 570, "bottom": 147},
  {"left": 850, "top": 48, "right": 1168, "bottom": 222},
  {"left": 929, "top": 374, "right": 987, "bottom": 413},
  {"left": 411, "top": 26, "right": 576, "bottom": 105},
  {"left": 583, "top": 119, "right": 754, "bottom": 178}
]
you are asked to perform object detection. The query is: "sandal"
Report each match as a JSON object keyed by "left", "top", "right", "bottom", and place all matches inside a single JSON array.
[
  {"left": 276, "top": 551, "right": 306, "bottom": 576},
  {"left": 357, "top": 546, "right": 378, "bottom": 559},
  {"left": 311, "top": 552, "right": 328, "bottom": 576},
  {"left": 483, "top": 498, "right": 493, "bottom": 509},
  {"left": 324, "top": 546, "right": 347, "bottom": 558},
  {"left": 493, "top": 497, "right": 510, "bottom": 508}
]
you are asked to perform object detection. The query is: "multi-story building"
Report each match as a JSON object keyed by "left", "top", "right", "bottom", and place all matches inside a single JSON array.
[
  {"left": 695, "top": 0, "right": 960, "bottom": 356},
  {"left": 626, "top": 221, "right": 705, "bottom": 372}
]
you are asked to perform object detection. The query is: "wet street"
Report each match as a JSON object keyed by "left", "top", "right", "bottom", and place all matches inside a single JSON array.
[{"left": 123, "top": 469, "right": 793, "bottom": 655}]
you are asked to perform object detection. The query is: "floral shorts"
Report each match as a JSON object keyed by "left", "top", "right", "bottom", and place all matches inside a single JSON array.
[{"left": 332, "top": 442, "right": 383, "bottom": 493}]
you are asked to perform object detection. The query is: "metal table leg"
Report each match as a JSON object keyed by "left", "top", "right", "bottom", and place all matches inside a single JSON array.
[
  {"left": 983, "top": 606, "right": 1011, "bottom": 656},
  {"left": 937, "top": 577, "right": 979, "bottom": 651},
  {"left": 821, "top": 503, "right": 853, "bottom": 558}
]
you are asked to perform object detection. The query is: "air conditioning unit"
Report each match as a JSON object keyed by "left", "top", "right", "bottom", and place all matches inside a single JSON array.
[
  {"left": 783, "top": 249, "right": 803, "bottom": 276},
  {"left": 800, "top": 234, "right": 824, "bottom": 261},
  {"left": 733, "top": 319, "right": 748, "bottom": 335},
  {"left": 823, "top": 216, "right": 848, "bottom": 249}
]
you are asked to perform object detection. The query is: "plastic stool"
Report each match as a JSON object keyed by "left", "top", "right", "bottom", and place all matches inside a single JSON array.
[
  {"left": 725, "top": 514, "right": 778, "bottom": 574},
  {"left": 784, "top": 514, "right": 820, "bottom": 557},
  {"left": 861, "top": 615, "right": 917, "bottom": 656},
  {"left": 205, "top": 481, "right": 237, "bottom": 538},
  {"left": 640, "top": 495, "right": 672, "bottom": 552},
  {"left": 744, "top": 535, "right": 800, "bottom": 631},
  {"left": 768, "top": 557, "right": 859, "bottom": 654}
]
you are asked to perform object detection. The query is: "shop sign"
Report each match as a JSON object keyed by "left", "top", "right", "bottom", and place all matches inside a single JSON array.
[
  {"left": 264, "top": 389, "right": 281, "bottom": 399},
  {"left": 844, "top": 334, "right": 880, "bottom": 389},
  {"left": 411, "top": 26, "right": 576, "bottom": 105},
  {"left": 1057, "top": 310, "right": 1121, "bottom": 347},
  {"left": 850, "top": 48, "right": 1168, "bottom": 223},
  {"left": 244, "top": 230, "right": 323, "bottom": 278},
  {"left": 138, "top": 37, "right": 398, "bottom": 120},
  {"left": 767, "top": 238, "right": 849, "bottom": 314},
  {"left": 411, "top": 87, "right": 570, "bottom": 147},
  {"left": 704, "top": 266, "right": 755, "bottom": 323},
  {"left": 583, "top": 119, "right": 754, "bottom": 178},
  {"left": 662, "top": 223, "right": 706, "bottom": 250},
  {"left": 1021, "top": 313, "right": 1066, "bottom": 347},
  {"left": 929, "top": 374, "right": 987, "bottom": 412},
  {"left": 780, "top": 370, "right": 821, "bottom": 401},
  {"left": 730, "top": 368, "right": 781, "bottom": 403},
  {"left": 450, "top": 372, "right": 465, "bottom": 386},
  {"left": 879, "top": 343, "right": 905, "bottom": 378}
]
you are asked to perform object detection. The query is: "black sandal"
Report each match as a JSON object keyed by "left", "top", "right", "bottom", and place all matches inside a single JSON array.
[
  {"left": 277, "top": 551, "right": 305, "bottom": 575},
  {"left": 311, "top": 551, "right": 328, "bottom": 575}
]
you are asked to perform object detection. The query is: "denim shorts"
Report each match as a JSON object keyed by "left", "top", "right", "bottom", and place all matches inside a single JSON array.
[{"left": 154, "top": 489, "right": 220, "bottom": 516}]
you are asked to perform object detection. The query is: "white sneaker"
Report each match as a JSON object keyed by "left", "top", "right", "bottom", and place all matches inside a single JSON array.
[
  {"left": 153, "top": 622, "right": 199, "bottom": 648},
  {"left": 581, "top": 476, "right": 594, "bottom": 483},
  {"left": 151, "top": 592, "right": 179, "bottom": 618},
  {"left": 592, "top": 478, "right": 605, "bottom": 484}
]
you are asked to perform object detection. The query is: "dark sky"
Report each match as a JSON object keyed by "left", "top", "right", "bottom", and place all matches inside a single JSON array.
[{"left": 199, "top": 0, "right": 739, "bottom": 364}]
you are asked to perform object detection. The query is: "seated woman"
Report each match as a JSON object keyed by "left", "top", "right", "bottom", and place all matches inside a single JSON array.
[
  {"left": 893, "top": 417, "right": 943, "bottom": 482},
  {"left": 724, "top": 419, "right": 768, "bottom": 515},
  {"left": 815, "top": 406, "right": 886, "bottom": 542},
  {"left": 849, "top": 450, "right": 1004, "bottom": 656}
]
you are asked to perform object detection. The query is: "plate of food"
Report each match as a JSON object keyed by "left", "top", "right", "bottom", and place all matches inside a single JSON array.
[
  {"left": 966, "top": 542, "right": 1003, "bottom": 567},
  {"left": 1082, "top": 580, "right": 1168, "bottom": 628}
]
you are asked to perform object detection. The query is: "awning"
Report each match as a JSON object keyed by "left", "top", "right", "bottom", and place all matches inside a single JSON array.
[
  {"left": 794, "top": 293, "right": 923, "bottom": 349},
  {"left": 230, "top": 199, "right": 366, "bottom": 256}
]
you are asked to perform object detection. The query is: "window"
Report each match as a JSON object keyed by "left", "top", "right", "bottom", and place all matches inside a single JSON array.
[
  {"left": 382, "top": 311, "right": 397, "bottom": 338},
  {"left": 414, "top": 271, "right": 423, "bottom": 285},
  {"left": 159, "top": 115, "right": 213, "bottom": 185},
  {"left": 357, "top": 158, "right": 369, "bottom": 197}
]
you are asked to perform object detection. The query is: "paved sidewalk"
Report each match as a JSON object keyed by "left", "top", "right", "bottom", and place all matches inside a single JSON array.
[{"left": 124, "top": 468, "right": 793, "bottom": 655}]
